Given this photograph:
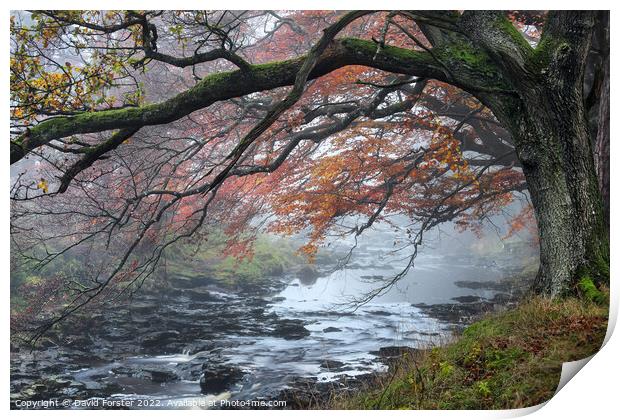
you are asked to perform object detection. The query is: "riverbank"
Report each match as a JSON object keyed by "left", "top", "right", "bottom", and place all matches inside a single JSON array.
[{"left": 327, "top": 291, "right": 609, "bottom": 409}]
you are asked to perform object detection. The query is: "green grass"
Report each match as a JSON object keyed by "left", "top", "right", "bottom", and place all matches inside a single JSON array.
[{"left": 331, "top": 292, "right": 609, "bottom": 409}]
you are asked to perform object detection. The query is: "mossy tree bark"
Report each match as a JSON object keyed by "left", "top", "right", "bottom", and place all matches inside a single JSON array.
[
  {"left": 497, "top": 70, "right": 609, "bottom": 296},
  {"left": 460, "top": 11, "right": 609, "bottom": 295}
]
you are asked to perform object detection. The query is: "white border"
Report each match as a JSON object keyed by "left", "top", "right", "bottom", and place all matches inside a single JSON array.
[{"left": 4, "top": 2, "right": 618, "bottom": 419}]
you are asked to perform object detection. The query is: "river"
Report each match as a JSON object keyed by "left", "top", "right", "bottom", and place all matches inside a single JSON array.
[{"left": 10, "top": 236, "right": 532, "bottom": 409}]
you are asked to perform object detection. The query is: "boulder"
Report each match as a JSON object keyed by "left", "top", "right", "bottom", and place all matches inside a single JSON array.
[
  {"left": 199, "top": 365, "right": 244, "bottom": 394},
  {"left": 272, "top": 319, "right": 310, "bottom": 340},
  {"left": 451, "top": 295, "right": 483, "bottom": 304},
  {"left": 144, "top": 368, "right": 178, "bottom": 383},
  {"left": 319, "top": 359, "right": 345, "bottom": 370},
  {"left": 370, "top": 346, "right": 417, "bottom": 358},
  {"left": 322, "top": 327, "right": 342, "bottom": 333}
]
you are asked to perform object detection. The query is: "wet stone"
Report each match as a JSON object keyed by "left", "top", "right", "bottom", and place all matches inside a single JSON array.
[
  {"left": 322, "top": 327, "right": 342, "bottom": 333},
  {"left": 271, "top": 319, "right": 310, "bottom": 340},
  {"left": 451, "top": 295, "right": 483, "bottom": 303},
  {"left": 143, "top": 368, "right": 178, "bottom": 383},
  {"left": 200, "top": 365, "right": 245, "bottom": 394},
  {"left": 319, "top": 360, "right": 345, "bottom": 370},
  {"left": 369, "top": 346, "right": 418, "bottom": 358}
]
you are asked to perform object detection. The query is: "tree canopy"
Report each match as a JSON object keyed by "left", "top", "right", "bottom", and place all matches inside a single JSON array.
[{"left": 10, "top": 10, "right": 609, "bottom": 336}]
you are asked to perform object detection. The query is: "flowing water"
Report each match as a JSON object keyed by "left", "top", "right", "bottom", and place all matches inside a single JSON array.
[{"left": 11, "top": 237, "right": 530, "bottom": 409}]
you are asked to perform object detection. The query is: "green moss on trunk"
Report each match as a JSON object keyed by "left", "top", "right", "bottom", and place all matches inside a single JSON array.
[{"left": 577, "top": 275, "right": 606, "bottom": 305}]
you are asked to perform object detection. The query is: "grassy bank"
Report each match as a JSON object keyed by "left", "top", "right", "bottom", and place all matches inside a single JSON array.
[
  {"left": 162, "top": 233, "right": 302, "bottom": 288},
  {"left": 331, "top": 293, "right": 609, "bottom": 409}
]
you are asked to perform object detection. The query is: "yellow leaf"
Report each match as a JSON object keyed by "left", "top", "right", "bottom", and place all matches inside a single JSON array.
[{"left": 37, "top": 179, "right": 48, "bottom": 194}]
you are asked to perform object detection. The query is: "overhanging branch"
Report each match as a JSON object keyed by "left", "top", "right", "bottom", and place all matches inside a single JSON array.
[{"left": 9, "top": 38, "right": 450, "bottom": 164}]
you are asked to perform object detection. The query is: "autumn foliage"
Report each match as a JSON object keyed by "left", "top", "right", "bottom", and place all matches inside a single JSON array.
[{"left": 10, "top": 11, "right": 537, "bottom": 332}]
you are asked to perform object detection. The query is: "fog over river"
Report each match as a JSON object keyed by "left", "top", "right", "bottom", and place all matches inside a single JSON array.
[{"left": 11, "top": 225, "right": 535, "bottom": 409}]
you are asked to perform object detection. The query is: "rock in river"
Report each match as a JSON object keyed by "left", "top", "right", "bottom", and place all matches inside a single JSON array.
[
  {"left": 144, "top": 368, "right": 178, "bottom": 383},
  {"left": 322, "top": 327, "right": 342, "bottom": 333},
  {"left": 200, "top": 365, "right": 245, "bottom": 394},
  {"left": 319, "top": 359, "right": 345, "bottom": 370},
  {"left": 271, "top": 319, "right": 310, "bottom": 340}
]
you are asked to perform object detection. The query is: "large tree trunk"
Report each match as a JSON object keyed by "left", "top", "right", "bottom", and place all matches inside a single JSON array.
[
  {"left": 469, "top": 11, "right": 609, "bottom": 296},
  {"left": 507, "top": 92, "right": 609, "bottom": 295},
  {"left": 490, "top": 20, "right": 608, "bottom": 295},
  {"left": 455, "top": 11, "right": 609, "bottom": 296}
]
